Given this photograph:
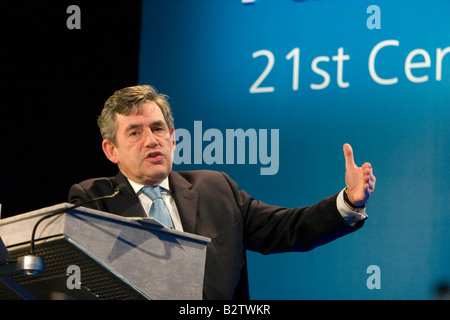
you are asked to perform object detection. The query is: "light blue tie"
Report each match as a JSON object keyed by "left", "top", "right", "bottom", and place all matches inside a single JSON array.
[{"left": 141, "top": 186, "right": 173, "bottom": 228}]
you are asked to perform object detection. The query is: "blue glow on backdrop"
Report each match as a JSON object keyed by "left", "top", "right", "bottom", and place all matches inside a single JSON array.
[{"left": 138, "top": 0, "right": 450, "bottom": 299}]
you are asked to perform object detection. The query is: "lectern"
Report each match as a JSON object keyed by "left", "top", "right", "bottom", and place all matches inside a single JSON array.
[{"left": 0, "top": 204, "right": 210, "bottom": 300}]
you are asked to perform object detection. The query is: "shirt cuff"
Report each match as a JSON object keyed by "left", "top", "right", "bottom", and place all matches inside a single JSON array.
[{"left": 336, "top": 188, "right": 368, "bottom": 226}]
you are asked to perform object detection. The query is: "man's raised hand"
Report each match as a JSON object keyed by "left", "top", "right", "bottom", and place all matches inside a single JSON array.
[{"left": 343, "top": 143, "right": 376, "bottom": 208}]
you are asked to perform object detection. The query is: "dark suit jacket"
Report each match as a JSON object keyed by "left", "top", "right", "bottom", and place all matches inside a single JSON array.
[{"left": 68, "top": 170, "right": 362, "bottom": 300}]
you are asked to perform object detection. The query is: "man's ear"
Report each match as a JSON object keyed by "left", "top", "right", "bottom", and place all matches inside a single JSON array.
[
  {"left": 170, "top": 127, "right": 176, "bottom": 148},
  {"left": 102, "top": 139, "right": 119, "bottom": 164}
]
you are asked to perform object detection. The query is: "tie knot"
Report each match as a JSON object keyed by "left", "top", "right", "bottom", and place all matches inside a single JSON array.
[{"left": 141, "top": 185, "right": 163, "bottom": 201}]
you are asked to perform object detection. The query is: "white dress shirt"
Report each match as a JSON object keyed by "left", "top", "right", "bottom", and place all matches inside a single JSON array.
[{"left": 336, "top": 188, "right": 368, "bottom": 226}]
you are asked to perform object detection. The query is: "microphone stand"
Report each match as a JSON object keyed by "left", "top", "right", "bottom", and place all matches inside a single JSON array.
[
  {"left": 29, "top": 185, "right": 124, "bottom": 255},
  {"left": 11, "top": 184, "right": 126, "bottom": 277}
]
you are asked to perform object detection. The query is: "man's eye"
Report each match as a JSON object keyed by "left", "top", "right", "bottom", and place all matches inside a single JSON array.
[{"left": 153, "top": 127, "right": 166, "bottom": 134}]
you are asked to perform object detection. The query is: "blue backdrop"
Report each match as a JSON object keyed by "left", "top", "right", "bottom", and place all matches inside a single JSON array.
[{"left": 138, "top": 0, "right": 450, "bottom": 299}]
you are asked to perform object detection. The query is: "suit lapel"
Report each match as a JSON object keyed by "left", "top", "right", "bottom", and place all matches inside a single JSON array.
[
  {"left": 112, "top": 172, "right": 147, "bottom": 217},
  {"left": 169, "top": 171, "right": 198, "bottom": 234}
]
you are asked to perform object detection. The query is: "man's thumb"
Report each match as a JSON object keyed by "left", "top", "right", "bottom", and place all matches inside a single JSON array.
[{"left": 343, "top": 143, "right": 355, "bottom": 169}]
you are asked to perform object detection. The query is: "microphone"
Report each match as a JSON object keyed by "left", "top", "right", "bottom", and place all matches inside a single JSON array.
[{"left": 29, "top": 183, "right": 127, "bottom": 256}]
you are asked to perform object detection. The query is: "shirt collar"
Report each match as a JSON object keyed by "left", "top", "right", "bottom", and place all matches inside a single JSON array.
[{"left": 128, "top": 177, "right": 170, "bottom": 194}]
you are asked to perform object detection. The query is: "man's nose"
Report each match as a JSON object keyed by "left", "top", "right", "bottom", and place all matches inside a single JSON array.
[{"left": 144, "top": 129, "right": 159, "bottom": 147}]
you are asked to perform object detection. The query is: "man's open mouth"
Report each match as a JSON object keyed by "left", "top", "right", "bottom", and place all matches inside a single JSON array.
[{"left": 146, "top": 151, "right": 163, "bottom": 160}]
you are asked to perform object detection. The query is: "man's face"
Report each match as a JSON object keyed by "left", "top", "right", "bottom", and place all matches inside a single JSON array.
[{"left": 102, "top": 101, "right": 175, "bottom": 185}]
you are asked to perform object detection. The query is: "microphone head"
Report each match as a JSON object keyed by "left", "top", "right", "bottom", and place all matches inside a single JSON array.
[{"left": 115, "top": 183, "right": 128, "bottom": 194}]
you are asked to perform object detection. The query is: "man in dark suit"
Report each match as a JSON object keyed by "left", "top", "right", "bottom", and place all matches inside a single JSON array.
[{"left": 69, "top": 85, "right": 376, "bottom": 299}]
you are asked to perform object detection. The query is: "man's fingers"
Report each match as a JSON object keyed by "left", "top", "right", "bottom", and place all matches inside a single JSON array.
[
  {"left": 362, "top": 163, "right": 372, "bottom": 176},
  {"left": 369, "top": 169, "right": 376, "bottom": 191},
  {"left": 343, "top": 143, "right": 355, "bottom": 169}
]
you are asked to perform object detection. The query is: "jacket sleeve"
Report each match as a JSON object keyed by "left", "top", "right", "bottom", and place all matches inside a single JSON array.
[
  {"left": 67, "top": 177, "right": 116, "bottom": 211},
  {"left": 221, "top": 173, "right": 363, "bottom": 254},
  {"left": 68, "top": 183, "right": 91, "bottom": 206}
]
